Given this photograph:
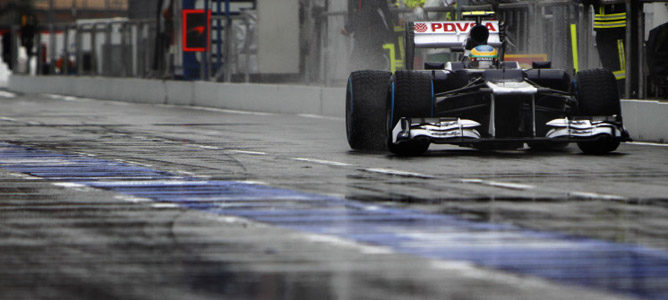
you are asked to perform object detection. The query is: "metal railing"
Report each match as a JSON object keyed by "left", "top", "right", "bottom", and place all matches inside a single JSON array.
[
  {"left": 202, "top": 11, "right": 256, "bottom": 83},
  {"left": 9, "top": 19, "right": 158, "bottom": 78}
]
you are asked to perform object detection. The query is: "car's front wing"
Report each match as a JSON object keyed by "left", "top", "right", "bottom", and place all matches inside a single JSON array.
[{"left": 391, "top": 117, "right": 629, "bottom": 145}]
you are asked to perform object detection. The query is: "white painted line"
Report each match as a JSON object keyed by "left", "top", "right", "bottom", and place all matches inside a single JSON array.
[
  {"left": 229, "top": 150, "right": 268, "bottom": 156},
  {"left": 568, "top": 191, "right": 626, "bottom": 201},
  {"left": 363, "top": 168, "right": 434, "bottom": 179},
  {"left": 0, "top": 158, "right": 72, "bottom": 164},
  {"left": 217, "top": 216, "right": 253, "bottom": 224},
  {"left": 297, "top": 114, "right": 344, "bottom": 121},
  {"left": 0, "top": 91, "right": 16, "bottom": 98},
  {"left": 52, "top": 182, "right": 87, "bottom": 188},
  {"left": 174, "top": 170, "right": 197, "bottom": 177},
  {"left": 151, "top": 203, "right": 181, "bottom": 209},
  {"left": 62, "top": 96, "right": 80, "bottom": 101},
  {"left": 50, "top": 182, "right": 95, "bottom": 192},
  {"left": 125, "top": 160, "right": 151, "bottom": 167},
  {"left": 7, "top": 172, "right": 41, "bottom": 180},
  {"left": 51, "top": 95, "right": 132, "bottom": 106},
  {"left": 460, "top": 179, "right": 535, "bottom": 190},
  {"left": 114, "top": 195, "right": 152, "bottom": 203},
  {"left": 302, "top": 233, "right": 394, "bottom": 255},
  {"left": 199, "top": 214, "right": 260, "bottom": 226},
  {"left": 430, "top": 260, "right": 476, "bottom": 271},
  {"left": 42, "top": 93, "right": 62, "bottom": 99},
  {"left": 627, "top": 141, "right": 668, "bottom": 147},
  {"left": 43, "top": 94, "right": 81, "bottom": 102},
  {"left": 363, "top": 205, "right": 382, "bottom": 211},
  {"left": 43, "top": 94, "right": 106, "bottom": 103},
  {"left": 191, "top": 144, "right": 220, "bottom": 150},
  {"left": 74, "top": 152, "right": 97, "bottom": 157},
  {"left": 0, "top": 117, "right": 17, "bottom": 122},
  {"left": 187, "top": 105, "right": 275, "bottom": 116},
  {"left": 74, "top": 97, "right": 106, "bottom": 102},
  {"left": 235, "top": 180, "right": 268, "bottom": 185},
  {"left": 292, "top": 157, "right": 352, "bottom": 167}
]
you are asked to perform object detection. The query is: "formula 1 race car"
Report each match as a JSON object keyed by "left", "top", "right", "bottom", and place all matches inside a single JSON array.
[{"left": 346, "top": 13, "right": 630, "bottom": 155}]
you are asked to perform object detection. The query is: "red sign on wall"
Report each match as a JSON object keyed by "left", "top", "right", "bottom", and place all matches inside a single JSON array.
[{"left": 182, "top": 9, "right": 210, "bottom": 52}]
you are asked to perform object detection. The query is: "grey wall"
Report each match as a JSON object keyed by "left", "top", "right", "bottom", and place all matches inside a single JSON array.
[
  {"left": 8, "top": 75, "right": 343, "bottom": 117},
  {"left": 257, "top": 0, "right": 300, "bottom": 74},
  {"left": 621, "top": 100, "right": 668, "bottom": 143}
]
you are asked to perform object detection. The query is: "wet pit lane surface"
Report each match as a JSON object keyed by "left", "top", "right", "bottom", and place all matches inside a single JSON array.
[{"left": 1, "top": 92, "right": 668, "bottom": 299}]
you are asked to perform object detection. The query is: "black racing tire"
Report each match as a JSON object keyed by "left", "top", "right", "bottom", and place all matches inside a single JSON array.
[
  {"left": 387, "top": 70, "right": 433, "bottom": 156},
  {"left": 575, "top": 68, "right": 622, "bottom": 154},
  {"left": 577, "top": 136, "right": 620, "bottom": 154},
  {"left": 346, "top": 70, "right": 392, "bottom": 151},
  {"left": 576, "top": 68, "right": 621, "bottom": 116}
]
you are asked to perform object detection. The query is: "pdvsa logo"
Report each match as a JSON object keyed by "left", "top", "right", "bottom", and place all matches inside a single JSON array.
[{"left": 414, "top": 23, "right": 428, "bottom": 33}]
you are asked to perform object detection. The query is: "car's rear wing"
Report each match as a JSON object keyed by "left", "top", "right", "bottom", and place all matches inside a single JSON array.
[{"left": 410, "top": 21, "right": 502, "bottom": 50}]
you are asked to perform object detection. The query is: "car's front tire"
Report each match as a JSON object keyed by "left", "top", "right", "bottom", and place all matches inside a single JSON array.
[
  {"left": 387, "top": 70, "right": 433, "bottom": 156},
  {"left": 575, "top": 68, "right": 622, "bottom": 154},
  {"left": 577, "top": 136, "right": 620, "bottom": 154},
  {"left": 346, "top": 70, "right": 392, "bottom": 151}
]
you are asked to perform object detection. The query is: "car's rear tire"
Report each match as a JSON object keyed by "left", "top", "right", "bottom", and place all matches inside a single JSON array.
[
  {"left": 576, "top": 68, "right": 621, "bottom": 116},
  {"left": 575, "top": 68, "right": 622, "bottom": 154},
  {"left": 346, "top": 70, "right": 392, "bottom": 151},
  {"left": 387, "top": 70, "right": 433, "bottom": 155}
]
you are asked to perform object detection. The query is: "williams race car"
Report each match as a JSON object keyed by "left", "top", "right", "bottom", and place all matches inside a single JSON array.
[{"left": 346, "top": 13, "right": 630, "bottom": 155}]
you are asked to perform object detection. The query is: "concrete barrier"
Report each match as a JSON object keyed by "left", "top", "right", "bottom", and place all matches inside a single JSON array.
[
  {"left": 9, "top": 75, "right": 339, "bottom": 117},
  {"left": 621, "top": 100, "right": 668, "bottom": 143},
  {"left": 7, "top": 75, "right": 668, "bottom": 143}
]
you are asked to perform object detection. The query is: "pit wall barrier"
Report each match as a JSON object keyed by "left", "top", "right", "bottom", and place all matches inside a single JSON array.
[{"left": 8, "top": 75, "right": 668, "bottom": 143}]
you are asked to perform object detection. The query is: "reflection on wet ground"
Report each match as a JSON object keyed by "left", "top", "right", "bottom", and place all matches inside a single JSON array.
[
  {"left": 1, "top": 142, "right": 667, "bottom": 299},
  {"left": 352, "top": 193, "right": 668, "bottom": 249}
]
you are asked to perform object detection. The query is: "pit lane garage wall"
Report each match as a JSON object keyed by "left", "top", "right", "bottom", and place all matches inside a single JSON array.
[{"left": 7, "top": 74, "right": 668, "bottom": 144}]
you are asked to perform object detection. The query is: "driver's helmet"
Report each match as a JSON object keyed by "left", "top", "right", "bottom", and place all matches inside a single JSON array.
[{"left": 469, "top": 45, "right": 499, "bottom": 69}]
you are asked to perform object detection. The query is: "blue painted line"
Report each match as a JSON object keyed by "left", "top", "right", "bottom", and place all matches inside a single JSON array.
[
  {"left": 1, "top": 142, "right": 668, "bottom": 299},
  {"left": 38, "top": 176, "right": 181, "bottom": 181}
]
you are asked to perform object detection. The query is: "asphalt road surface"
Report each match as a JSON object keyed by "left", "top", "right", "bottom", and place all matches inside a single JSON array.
[{"left": 1, "top": 91, "right": 667, "bottom": 299}]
